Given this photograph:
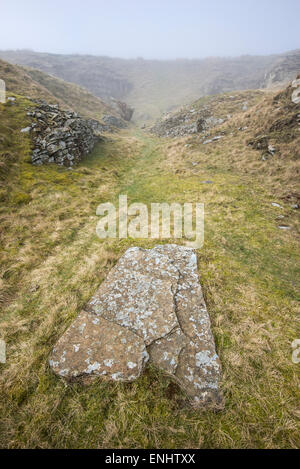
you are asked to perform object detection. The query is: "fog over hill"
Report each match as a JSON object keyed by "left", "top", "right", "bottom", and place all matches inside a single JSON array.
[{"left": 1, "top": 49, "right": 300, "bottom": 121}]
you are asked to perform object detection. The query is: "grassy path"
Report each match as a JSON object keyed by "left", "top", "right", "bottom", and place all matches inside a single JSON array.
[{"left": 0, "top": 125, "right": 299, "bottom": 448}]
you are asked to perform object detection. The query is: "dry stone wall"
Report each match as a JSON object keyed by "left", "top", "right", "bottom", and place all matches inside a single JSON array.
[{"left": 26, "top": 100, "right": 102, "bottom": 166}]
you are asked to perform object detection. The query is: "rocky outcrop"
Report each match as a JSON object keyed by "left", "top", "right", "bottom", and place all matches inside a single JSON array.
[
  {"left": 150, "top": 109, "right": 225, "bottom": 138},
  {"left": 263, "top": 50, "right": 300, "bottom": 88},
  {"left": 110, "top": 98, "right": 134, "bottom": 121},
  {"left": 247, "top": 78, "right": 300, "bottom": 160},
  {"left": 49, "top": 244, "right": 223, "bottom": 410},
  {"left": 151, "top": 114, "right": 224, "bottom": 137},
  {"left": 149, "top": 91, "right": 262, "bottom": 138},
  {"left": 27, "top": 101, "right": 102, "bottom": 166},
  {"left": 101, "top": 114, "right": 127, "bottom": 130}
]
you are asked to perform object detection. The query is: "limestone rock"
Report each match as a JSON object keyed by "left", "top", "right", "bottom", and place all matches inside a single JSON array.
[
  {"left": 148, "top": 328, "right": 187, "bottom": 375},
  {"left": 149, "top": 105, "right": 226, "bottom": 138},
  {"left": 86, "top": 246, "right": 180, "bottom": 345},
  {"left": 50, "top": 245, "right": 223, "bottom": 409},
  {"left": 102, "top": 114, "right": 127, "bottom": 129},
  {"left": 50, "top": 311, "right": 148, "bottom": 382},
  {"left": 20, "top": 127, "right": 31, "bottom": 133},
  {"left": 109, "top": 99, "right": 134, "bottom": 121}
]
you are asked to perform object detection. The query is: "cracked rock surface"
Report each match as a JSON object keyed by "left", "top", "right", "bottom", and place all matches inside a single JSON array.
[{"left": 50, "top": 244, "right": 223, "bottom": 409}]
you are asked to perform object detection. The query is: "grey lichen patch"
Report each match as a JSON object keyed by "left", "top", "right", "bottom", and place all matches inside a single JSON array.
[
  {"left": 148, "top": 327, "right": 188, "bottom": 375},
  {"left": 87, "top": 270, "right": 178, "bottom": 345},
  {"left": 175, "top": 343, "right": 223, "bottom": 409},
  {"left": 50, "top": 245, "right": 223, "bottom": 409},
  {"left": 49, "top": 311, "right": 147, "bottom": 382}
]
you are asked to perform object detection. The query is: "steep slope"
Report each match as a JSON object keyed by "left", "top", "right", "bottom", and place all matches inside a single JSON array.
[
  {"left": 0, "top": 51, "right": 132, "bottom": 100},
  {"left": 0, "top": 59, "right": 117, "bottom": 121},
  {"left": 0, "top": 59, "right": 60, "bottom": 104},
  {"left": 1, "top": 49, "right": 300, "bottom": 121},
  {"left": 263, "top": 49, "right": 300, "bottom": 89},
  {"left": 24, "top": 67, "right": 116, "bottom": 121},
  {"left": 155, "top": 79, "right": 300, "bottom": 202}
]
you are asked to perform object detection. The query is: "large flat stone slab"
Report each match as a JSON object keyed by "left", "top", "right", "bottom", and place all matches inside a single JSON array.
[{"left": 50, "top": 245, "right": 223, "bottom": 409}]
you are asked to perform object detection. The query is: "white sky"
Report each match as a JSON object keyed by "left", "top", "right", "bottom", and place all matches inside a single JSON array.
[{"left": 0, "top": 0, "right": 299, "bottom": 59}]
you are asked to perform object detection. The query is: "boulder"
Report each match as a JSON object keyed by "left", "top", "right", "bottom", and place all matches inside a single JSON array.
[
  {"left": 109, "top": 98, "right": 134, "bottom": 121},
  {"left": 102, "top": 114, "right": 127, "bottom": 129},
  {"left": 50, "top": 245, "right": 223, "bottom": 409}
]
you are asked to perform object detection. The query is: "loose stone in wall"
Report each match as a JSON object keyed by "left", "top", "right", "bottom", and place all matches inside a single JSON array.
[{"left": 26, "top": 100, "right": 103, "bottom": 166}]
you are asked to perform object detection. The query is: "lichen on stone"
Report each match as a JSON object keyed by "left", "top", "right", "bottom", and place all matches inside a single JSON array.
[{"left": 50, "top": 244, "right": 223, "bottom": 409}]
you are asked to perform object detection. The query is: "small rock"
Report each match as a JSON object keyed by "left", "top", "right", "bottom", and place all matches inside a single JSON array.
[
  {"left": 268, "top": 144, "right": 276, "bottom": 154},
  {"left": 212, "top": 136, "right": 222, "bottom": 141},
  {"left": 20, "top": 127, "right": 31, "bottom": 133},
  {"left": 271, "top": 202, "right": 283, "bottom": 208}
]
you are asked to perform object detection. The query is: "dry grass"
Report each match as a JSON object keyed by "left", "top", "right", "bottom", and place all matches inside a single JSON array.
[
  {"left": 25, "top": 67, "right": 115, "bottom": 121},
  {"left": 0, "top": 94, "right": 299, "bottom": 448},
  {"left": 164, "top": 86, "right": 300, "bottom": 203}
]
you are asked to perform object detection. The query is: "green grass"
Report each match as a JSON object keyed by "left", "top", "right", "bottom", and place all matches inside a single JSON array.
[{"left": 0, "top": 102, "right": 299, "bottom": 448}]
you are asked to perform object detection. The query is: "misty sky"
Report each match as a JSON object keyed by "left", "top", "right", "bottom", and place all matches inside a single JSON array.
[{"left": 0, "top": 0, "right": 299, "bottom": 59}]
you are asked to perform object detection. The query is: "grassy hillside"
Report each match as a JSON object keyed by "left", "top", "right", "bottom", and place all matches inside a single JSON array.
[
  {"left": 0, "top": 60, "right": 115, "bottom": 121},
  {"left": 25, "top": 68, "right": 115, "bottom": 121},
  {"left": 0, "top": 86, "right": 299, "bottom": 448},
  {"left": 163, "top": 82, "right": 300, "bottom": 201},
  {"left": 2, "top": 49, "right": 300, "bottom": 121},
  {"left": 0, "top": 60, "right": 60, "bottom": 104}
]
